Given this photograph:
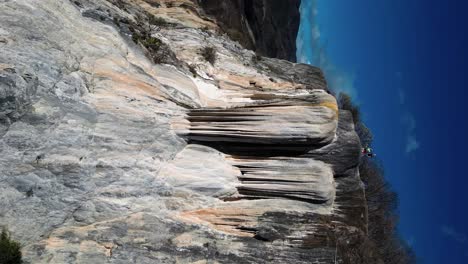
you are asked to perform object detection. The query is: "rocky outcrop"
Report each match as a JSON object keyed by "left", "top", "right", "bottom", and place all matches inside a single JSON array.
[
  {"left": 184, "top": 91, "right": 338, "bottom": 147},
  {"left": 0, "top": 0, "right": 370, "bottom": 263},
  {"left": 199, "top": 0, "right": 301, "bottom": 62},
  {"left": 0, "top": 66, "right": 38, "bottom": 136}
]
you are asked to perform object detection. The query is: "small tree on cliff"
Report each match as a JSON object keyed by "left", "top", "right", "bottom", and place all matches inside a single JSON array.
[
  {"left": 201, "top": 46, "right": 217, "bottom": 65},
  {"left": 0, "top": 227, "right": 22, "bottom": 264},
  {"left": 338, "top": 92, "right": 360, "bottom": 124},
  {"left": 338, "top": 92, "right": 373, "bottom": 147}
]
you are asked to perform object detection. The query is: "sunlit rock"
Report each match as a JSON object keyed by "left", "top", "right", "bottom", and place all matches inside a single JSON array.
[{"left": 0, "top": 0, "right": 368, "bottom": 263}]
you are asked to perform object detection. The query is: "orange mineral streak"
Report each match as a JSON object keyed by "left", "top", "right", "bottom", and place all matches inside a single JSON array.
[
  {"left": 94, "top": 69, "right": 164, "bottom": 99},
  {"left": 218, "top": 71, "right": 306, "bottom": 92},
  {"left": 179, "top": 207, "right": 267, "bottom": 237},
  {"left": 42, "top": 213, "right": 144, "bottom": 254},
  {"left": 319, "top": 101, "right": 340, "bottom": 118},
  {"left": 0, "top": 63, "right": 14, "bottom": 71},
  {"left": 45, "top": 237, "right": 67, "bottom": 249},
  {"left": 134, "top": 0, "right": 218, "bottom": 29}
]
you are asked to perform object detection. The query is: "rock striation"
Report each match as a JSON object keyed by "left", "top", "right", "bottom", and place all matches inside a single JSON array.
[{"left": 0, "top": 0, "right": 370, "bottom": 263}]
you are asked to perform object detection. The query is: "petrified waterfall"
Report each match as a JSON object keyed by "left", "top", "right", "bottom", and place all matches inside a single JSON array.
[{"left": 0, "top": 0, "right": 369, "bottom": 263}]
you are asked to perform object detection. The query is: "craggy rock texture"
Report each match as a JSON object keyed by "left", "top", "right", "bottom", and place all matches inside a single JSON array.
[
  {"left": 199, "top": 0, "right": 301, "bottom": 62},
  {"left": 0, "top": 0, "right": 370, "bottom": 263}
]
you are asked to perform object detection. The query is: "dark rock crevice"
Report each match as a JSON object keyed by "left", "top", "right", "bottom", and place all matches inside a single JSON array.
[{"left": 199, "top": 0, "right": 301, "bottom": 62}]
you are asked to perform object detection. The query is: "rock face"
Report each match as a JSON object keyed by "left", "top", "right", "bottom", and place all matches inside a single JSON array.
[
  {"left": 0, "top": 0, "right": 369, "bottom": 263},
  {"left": 199, "top": 0, "right": 301, "bottom": 62}
]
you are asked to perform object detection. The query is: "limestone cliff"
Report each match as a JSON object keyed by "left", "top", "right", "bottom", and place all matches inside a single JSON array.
[{"left": 0, "top": 0, "right": 372, "bottom": 263}]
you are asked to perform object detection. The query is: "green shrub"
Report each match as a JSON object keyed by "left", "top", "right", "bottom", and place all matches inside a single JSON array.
[
  {"left": 141, "top": 36, "right": 161, "bottom": 52},
  {"left": 0, "top": 228, "right": 22, "bottom": 264},
  {"left": 338, "top": 92, "right": 360, "bottom": 124},
  {"left": 338, "top": 92, "right": 372, "bottom": 146},
  {"left": 129, "top": 14, "right": 170, "bottom": 64},
  {"left": 355, "top": 122, "right": 373, "bottom": 148},
  {"left": 113, "top": 16, "right": 120, "bottom": 27},
  {"left": 131, "top": 33, "right": 139, "bottom": 43},
  {"left": 188, "top": 64, "right": 197, "bottom": 78},
  {"left": 130, "top": 28, "right": 164, "bottom": 63},
  {"left": 148, "top": 14, "right": 170, "bottom": 27},
  {"left": 251, "top": 53, "right": 262, "bottom": 64},
  {"left": 201, "top": 46, "right": 217, "bottom": 65}
]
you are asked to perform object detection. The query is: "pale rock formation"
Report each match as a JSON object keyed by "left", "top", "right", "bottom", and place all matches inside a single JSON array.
[{"left": 0, "top": 0, "right": 367, "bottom": 263}]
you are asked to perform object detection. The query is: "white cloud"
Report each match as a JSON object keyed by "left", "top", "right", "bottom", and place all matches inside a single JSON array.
[
  {"left": 398, "top": 88, "right": 406, "bottom": 104},
  {"left": 405, "top": 136, "right": 420, "bottom": 154},
  {"left": 312, "top": 25, "right": 321, "bottom": 40},
  {"left": 442, "top": 225, "right": 467, "bottom": 243},
  {"left": 296, "top": 0, "right": 357, "bottom": 98},
  {"left": 402, "top": 114, "right": 420, "bottom": 154},
  {"left": 406, "top": 235, "right": 416, "bottom": 247},
  {"left": 311, "top": 4, "right": 318, "bottom": 16},
  {"left": 442, "top": 226, "right": 468, "bottom": 260},
  {"left": 299, "top": 0, "right": 420, "bottom": 154}
]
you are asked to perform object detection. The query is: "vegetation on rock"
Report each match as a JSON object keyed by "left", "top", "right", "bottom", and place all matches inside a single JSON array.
[
  {"left": 201, "top": 46, "right": 217, "bottom": 65},
  {"left": 338, "top": 92, "right": 417, "bottom": 264},
  {"left": 251, "top": 53, "right": 263, "bottom": 65},
  {"left": 338, "top": 93, "right": 360, "bottom": 124},
  {"left": 148, "top": 14, "right": 170, "bottom": 27},
  {"left": 130, "top": 26, "right": 163, "bottom": 63},
  {"left": 188, "top": 64, "right": 197, "bottom": 78},
  {"left": 0, "top": 228, "right": 22, "bottom": 264},
  {"left": 127, "top": 14, "right": 175, "bottom": 64}
]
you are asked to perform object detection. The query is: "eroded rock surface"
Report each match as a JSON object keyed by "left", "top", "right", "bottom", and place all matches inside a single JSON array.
[{"left": 0, "top": 1, "right": 368, "bottom": 263}]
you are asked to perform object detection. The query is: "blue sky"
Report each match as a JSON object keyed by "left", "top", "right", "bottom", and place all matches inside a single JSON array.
[{"left": 297, "top": 0, "right": 468, "bottom": 263}]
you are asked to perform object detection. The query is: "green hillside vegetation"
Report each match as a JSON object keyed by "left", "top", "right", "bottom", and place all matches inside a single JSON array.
[
  {"left": 0, "top": 227, "right": 22, "bottom": 264},
  {"left": 338, "top": 92, "right": 417, "bottom": 264}
]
